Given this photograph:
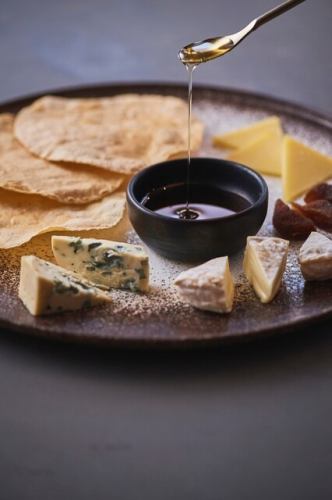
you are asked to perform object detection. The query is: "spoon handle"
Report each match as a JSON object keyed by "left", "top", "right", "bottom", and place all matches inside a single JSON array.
[{"left": 254, "top": 0, "right": 306, "bottom": 30}]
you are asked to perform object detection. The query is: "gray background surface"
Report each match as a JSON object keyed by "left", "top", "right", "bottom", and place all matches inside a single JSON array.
[{"left": 0, "top": 1, "right": 332, "bottom": 499}]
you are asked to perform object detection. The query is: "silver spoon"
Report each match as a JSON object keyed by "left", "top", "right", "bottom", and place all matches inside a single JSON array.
[{"left": 178, "top": 0, "right": 306, "bottom": 64}]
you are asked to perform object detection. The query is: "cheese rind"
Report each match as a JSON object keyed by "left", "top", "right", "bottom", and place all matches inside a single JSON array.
[
  {"left": 228, "top": 128, "right": 282, "bottom": 176},
  {"left": 174, "top": 257, "right": 234, "bottom": 313},
  {"left": 52, "top": 236, "right": 149, "bottom": 292},
  {"left": 282, "top": 136, "right": 332, "bottom": 201},
  {"left": 299, "top": 231, "right": 332, "bottom": 281},
  {"left": 19, "top": 255, "right": 111, "bottom": 316},
  {"left": 243, "top": 236, "right": 289, "bottom": 303},
  {"left": 213, "top": 116, "right": 281, "bottom": 150}
]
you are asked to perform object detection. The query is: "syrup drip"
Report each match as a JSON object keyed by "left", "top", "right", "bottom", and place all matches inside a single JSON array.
[{"left": 176, "top": 63, "right": 198, "bottom": 220}]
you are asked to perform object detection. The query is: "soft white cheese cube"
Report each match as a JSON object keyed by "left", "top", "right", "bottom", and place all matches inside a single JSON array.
[
  {"left": 243, "top": 236, "right": 289, "bottom": 303},
  {"left": 174, "top": 257, "right": 234, "bottom": 313},
  {"left": 299, "top": 231, "right": 332, "bottom": 281}
]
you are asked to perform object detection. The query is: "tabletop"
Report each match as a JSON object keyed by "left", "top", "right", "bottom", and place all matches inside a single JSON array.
[{"left": 0, "top": 1, "right": 332, "bottom": 499}]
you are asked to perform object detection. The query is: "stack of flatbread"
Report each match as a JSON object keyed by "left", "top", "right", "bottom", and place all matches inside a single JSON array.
[{"left": 0, "top": 94, "right": 204, "bottom": 248}]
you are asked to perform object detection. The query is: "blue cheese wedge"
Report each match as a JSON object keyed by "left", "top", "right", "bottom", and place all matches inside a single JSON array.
[
  {"left": 243, "top": 236, "right": 289, "bottom": 303},
  {"left": 174, "top": 257, "right": 234, "bottom": 313},
  {"left": 52, "top": 236, "right": 149, "bottom": 292},
  {"left": 299, "top": 232, "right": 332, "bottom": 281},
  {"left": 19, "top": 255, "right": 112, "bottom": 316}
]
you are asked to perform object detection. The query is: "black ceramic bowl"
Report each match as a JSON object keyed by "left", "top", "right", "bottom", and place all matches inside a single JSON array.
[{"left": 127, "top": 158, "right": 268, "bottom": 262}]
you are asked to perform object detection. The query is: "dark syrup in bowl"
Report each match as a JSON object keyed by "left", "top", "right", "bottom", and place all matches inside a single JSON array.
[{"left": 142, "top": 183, "right": 251, "bottom": 220}]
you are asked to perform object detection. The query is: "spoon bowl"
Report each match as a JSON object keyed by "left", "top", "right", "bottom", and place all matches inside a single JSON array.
[{"left": 178, "top": 36, "right": 235, "bottom": 65}]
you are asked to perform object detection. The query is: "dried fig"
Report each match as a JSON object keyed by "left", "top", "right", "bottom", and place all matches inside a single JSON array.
[
  {"left": 273, "top": 199, "right": 315, "bottom": 239},
  {"left": 293, "top": 200, "right": 332, "bottom": 232},
  {"left": 304, "top": 183, "right": 332, "bottom": 203}
]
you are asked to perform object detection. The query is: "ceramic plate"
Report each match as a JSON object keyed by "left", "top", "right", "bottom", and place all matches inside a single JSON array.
[{"left": 0, "top": 83, "right": 331, "bottom": 347}]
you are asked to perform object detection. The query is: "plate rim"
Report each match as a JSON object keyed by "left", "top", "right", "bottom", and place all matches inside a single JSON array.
[
  {"left": 0, "top": 81, "right": 331, "bottom": 348},
  {"left": 1, "top": 80, "right": 331, "bottom": 129},
  {"left": 0, "top": 305, "right": 331, "bottom": 349}
]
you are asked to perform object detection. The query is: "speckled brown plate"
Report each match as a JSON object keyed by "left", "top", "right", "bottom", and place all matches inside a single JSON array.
[{"left": 0, "top": 83, "right": 332, "bottom": 348}]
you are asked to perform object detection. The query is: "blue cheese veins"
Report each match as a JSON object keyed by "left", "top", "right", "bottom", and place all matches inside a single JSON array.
[
  {"left": 174, "top": 257, "right": 234, "bottom": 313},
  {"left": 52, "top": 236, "right": 149, "bottom": 292},
  {"left": 19, "top": 255, "right": 112, "bottom": 316}
]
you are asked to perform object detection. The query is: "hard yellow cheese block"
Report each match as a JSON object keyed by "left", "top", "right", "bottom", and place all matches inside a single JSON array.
[
  {"left": 243, "top": 236, "right": 289, "bottom": 303},
  {"left": 228, "top": 127, "right": 282, "bottom": 176},
  {"left": 282, "top": 135, "right": 332, "bottom": 201},
  {"left": 213, "top": 116, "right": 281, "bottom": 149}
]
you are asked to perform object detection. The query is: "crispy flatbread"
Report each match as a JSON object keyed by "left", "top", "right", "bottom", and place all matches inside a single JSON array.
[
  {"left": 0, "top": 114, "right": 123, "bottom": 204},
  {"left": 14, "top": 94, "right": 204, "bottom": 174},
  {"left": 0, "top": 189, "right": 125, "bottom": 248}
]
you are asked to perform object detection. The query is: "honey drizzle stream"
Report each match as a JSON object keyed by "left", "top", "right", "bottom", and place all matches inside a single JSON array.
[
  {"left": 186, "top": 63, "right": 196, "bottom": 212},
  {"left": 177, "top": 63, "right": 198, "bottom": 220}
]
